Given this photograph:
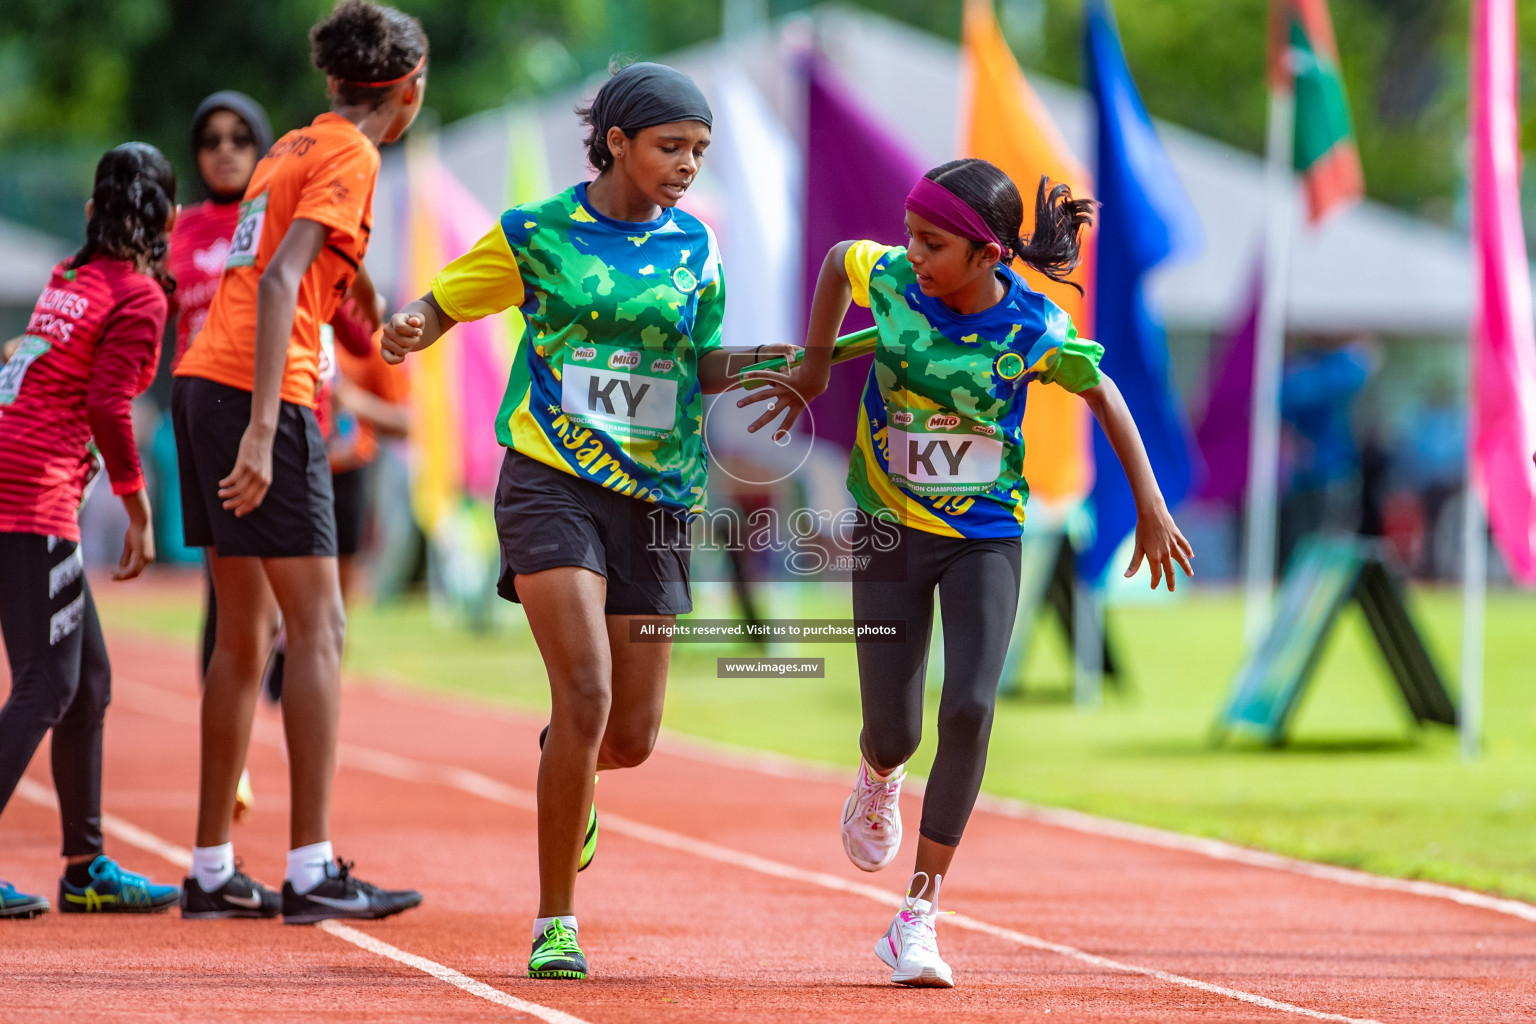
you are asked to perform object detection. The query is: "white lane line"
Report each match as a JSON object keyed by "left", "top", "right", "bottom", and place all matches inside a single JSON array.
[
  {"left": 11, "top": 777, "right": 593, "bottom": 1024},
  {"left": 111, "top": 679, "right": 1386, "bottom": 1021},
  {"left": 319, "top": 922, "right": 592, "bottom": 1024},
  {"left": 655, "top": 729, "right": 1536, "bottom": 926},
  {"left": 116, "top": 676, "right": 1536, "bottom": 927},
  {"left": 16, "top": 777, "right": 193, "bottom": 871},
  {"left": 193, "top": 731, "right": 1378, "bottom": 1022},
  {"left": 291, "top": 681, "right": 1536, "bottom": 930}
]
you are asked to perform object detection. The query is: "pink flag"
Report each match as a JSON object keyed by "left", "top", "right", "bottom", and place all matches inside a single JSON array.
[{"left": 1470, "top": 0, "right": 1536, "bottom": 583}]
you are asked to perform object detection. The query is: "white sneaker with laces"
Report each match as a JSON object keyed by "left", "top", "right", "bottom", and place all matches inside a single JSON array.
[
  {"left": 875, "top": 871, "right": 953, "bottom": 987},
  {"left": 840, "top": 760, "right": 904, "bottom": 872}
]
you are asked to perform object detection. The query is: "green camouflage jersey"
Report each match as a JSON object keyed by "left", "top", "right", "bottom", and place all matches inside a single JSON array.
[
  {"left": 845, "top": 240, "right": 1103, "bottom": 538},
  {"left": 431, "top": 184, "right": 726, "bottom": 515}
]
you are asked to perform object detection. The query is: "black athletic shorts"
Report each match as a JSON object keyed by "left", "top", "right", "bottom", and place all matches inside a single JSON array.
[
  {"left": 171, "top": 375, "right": 337, "bottom": 558},
  {"left": 331, "top": 465, "right": 369, "bottom": 558},
  {"left": 494, "top": 449, "right": 692, "bottom": 616}
]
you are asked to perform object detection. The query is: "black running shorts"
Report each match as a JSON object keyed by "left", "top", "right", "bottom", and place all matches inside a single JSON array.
[
  {"left": 493, "top": 449, "right": 692, "bottom": 616},
  {"left": 172, "top": 376, "right": 337, "bottom": 558}
]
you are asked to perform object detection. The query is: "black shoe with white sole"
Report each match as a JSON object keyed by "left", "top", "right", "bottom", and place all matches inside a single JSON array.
[
  {"left": 180, "top": 866, "right": 280, "bottom": 919},
  {"left": 282, "top": 859, "right": 422, "bottom": 925}
]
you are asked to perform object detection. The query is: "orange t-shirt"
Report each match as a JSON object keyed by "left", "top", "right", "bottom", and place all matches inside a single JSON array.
[{"left": 176, "top": 112, "right": 378, "bottom": 408}]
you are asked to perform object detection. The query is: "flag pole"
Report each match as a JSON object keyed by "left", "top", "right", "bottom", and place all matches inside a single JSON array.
[
  {"left": 1460, "top": 471, "right": 1486, "bottom": 761},
  {"left": 1460, "top": 0, "right": 1489, "bottom": 763},
  {"left": 1073, "top": 579, "right": 1104, "bottom": 709},
  {"left": 1242, "top": 83, "right": 1296, "bottom": 647}
]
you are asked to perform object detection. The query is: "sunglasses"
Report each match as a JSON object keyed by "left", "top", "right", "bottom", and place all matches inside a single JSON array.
[{"left": 198, "top": 132, "right": 257, "bottom": 152}]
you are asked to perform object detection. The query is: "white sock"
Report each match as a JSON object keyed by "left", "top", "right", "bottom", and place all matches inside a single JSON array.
[
  {"left": 285, "top": 841, "right": 334, "bottom": 894},
  {"left": 533, "top": 915, "right": 577, "bottom": 940},
  {"left": 191, "top": 843, "right": 235, "bottom": 892},
  {"left": 865, "top": 760, "right": 895, "bottom": 782}
]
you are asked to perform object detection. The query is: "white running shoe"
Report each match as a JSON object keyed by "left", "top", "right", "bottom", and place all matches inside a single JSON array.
[
  {"left": 841, "top": 760, "right": 904, "bottom": 872},
  {"left": 875, "top": 871, "right": 953, "bottom": 988}
]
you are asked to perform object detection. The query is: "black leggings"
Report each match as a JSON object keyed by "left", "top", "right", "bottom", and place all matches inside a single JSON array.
[
  {"left": 0, "top": 532, "right": 111, "bottom": 858},
  {"left": 852, "top": 512, "right": 1021, "bottom": 847}
]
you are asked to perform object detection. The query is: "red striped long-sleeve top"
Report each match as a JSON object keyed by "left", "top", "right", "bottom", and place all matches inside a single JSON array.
[{"left": 0, "top": 257, "right": 167, "bottom": 541}]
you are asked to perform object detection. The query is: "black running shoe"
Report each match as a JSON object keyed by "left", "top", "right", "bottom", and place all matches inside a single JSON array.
[
  {"left": 180, "top": 864, "right": 280, "bottom": 919},
  {"left": 282, "top": 859, "right": 422, "bottom": 925}
]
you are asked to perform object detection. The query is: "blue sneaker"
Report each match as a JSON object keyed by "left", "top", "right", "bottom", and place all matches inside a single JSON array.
[
  {"left": 58, "top": 856, "right": 179, "bottom": 914},
  {"left": 0, "top": 880, "right": 48, "bottom": 918}
]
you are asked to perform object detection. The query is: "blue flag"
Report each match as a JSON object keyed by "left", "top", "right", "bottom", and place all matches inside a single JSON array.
[{"left": 1080, "top": 0, "right": 1204, "bottom": 582}]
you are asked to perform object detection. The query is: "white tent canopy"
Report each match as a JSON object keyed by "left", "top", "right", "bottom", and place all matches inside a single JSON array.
[
  {"left": 0, "top": 216, "right": 69, "bottom": 305},
  {"left": 377, "top": 5, "right": 1493, "bottom": 337}
]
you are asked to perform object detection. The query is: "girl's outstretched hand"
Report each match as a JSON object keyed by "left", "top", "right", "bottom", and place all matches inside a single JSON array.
[
  {"left": 737, "top": 345, "right": 828, "bottom": 442},
  {"left": 1124, "top": 501, "right": 1194, "bottom": 591},
  {"left": 380, "top": 311, "right": 425, "bottom": 365}
]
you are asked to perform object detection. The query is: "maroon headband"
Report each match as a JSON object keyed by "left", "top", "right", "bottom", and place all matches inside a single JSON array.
[{"left": 904, "top": 176, "right": 1005, "bottom": 250}]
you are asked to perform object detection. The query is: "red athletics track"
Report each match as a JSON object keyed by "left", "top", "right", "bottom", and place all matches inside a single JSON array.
[{"left": 3, "top": 621, "right": 1535, "bottom": 1023}]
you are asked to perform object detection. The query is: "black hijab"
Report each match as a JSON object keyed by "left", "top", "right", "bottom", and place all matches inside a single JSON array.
[{"left": 589, "top": 62, "right": 713, "bottom": 138}]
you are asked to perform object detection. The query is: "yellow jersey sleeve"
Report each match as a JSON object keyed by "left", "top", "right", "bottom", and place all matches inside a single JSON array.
[
  {"left": 844, "top": 240, "right": 899, "bottom": 309},
  {"left": 430, "top": 222, "right": 526, "bottom": 323}
]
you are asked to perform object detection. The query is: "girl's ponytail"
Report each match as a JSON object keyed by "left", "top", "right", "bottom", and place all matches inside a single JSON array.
[
  {"left": 924, "top": 159, "right": 1095, "bottom": 294},
  {"left": 1011, "top": 177, "right": 1095, "bottom": 293},
  {"left": 72, "top": 142, "right": 178, "bottom": 295}
]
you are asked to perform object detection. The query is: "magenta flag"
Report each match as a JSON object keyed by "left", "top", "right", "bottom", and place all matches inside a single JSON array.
[
  {"left": 801, "top": 55, "right": 926, "bottom": 451},
  {"left": 1194, "top": 272, "right": 1261, "bottom": 506},
  {"left": 1470, "top": 0, "right": 1536, "bottom": 583}
]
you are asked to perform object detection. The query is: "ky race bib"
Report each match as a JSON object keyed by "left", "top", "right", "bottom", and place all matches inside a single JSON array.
[
  {"left": 224, "top": 192, "right": 268, "bottom": 270},
  {"left": 560, "top": 343, "right": 682, "bottom": 441},
  {"left": 886, "top": 410, "right": 1004, "bottom": 496}
]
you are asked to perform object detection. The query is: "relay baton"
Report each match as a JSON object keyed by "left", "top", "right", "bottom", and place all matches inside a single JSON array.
[{"left": 736, "top": 327, "right": 878, "bottom": 389}]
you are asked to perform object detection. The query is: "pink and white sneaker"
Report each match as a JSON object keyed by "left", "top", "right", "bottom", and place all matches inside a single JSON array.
[
  {"left": 840, "top": 760, "right": 904, "bottom": 872},
  {"left": 875, "top": 872, "right": 953, "bottom": 987}
]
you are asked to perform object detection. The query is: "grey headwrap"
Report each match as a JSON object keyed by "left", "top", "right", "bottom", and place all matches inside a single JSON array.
[{"left": 191, "top": 90, "right": 274, "bottom": 203}]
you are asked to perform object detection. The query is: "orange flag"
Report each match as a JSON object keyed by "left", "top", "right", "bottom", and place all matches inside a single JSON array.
[{"left": 962, "top": 0, "right": 1096, "bottom": 508}]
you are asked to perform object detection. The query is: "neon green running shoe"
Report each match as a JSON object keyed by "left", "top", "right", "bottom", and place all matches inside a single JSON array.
[
  {"left": 541, "top": 726, "right": 598, "bottom": 873},
  {"left": 529, "top": 918, "right": 587, "bottom": 979},
  {"left": 578, "top": 802, "right": 598, "bottom": 872}
]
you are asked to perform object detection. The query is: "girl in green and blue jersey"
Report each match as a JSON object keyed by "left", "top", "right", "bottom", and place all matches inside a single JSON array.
[{"left": 753, "top": 158, "right": 1195, "bottom": 988}]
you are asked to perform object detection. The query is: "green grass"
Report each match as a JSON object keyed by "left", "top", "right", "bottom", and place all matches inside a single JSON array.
[{"left": 98, "top": 575, "right": 1536, "bottom": 902}]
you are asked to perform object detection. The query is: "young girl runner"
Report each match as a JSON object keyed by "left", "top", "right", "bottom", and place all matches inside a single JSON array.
[
  {"left": 0, "top": 143, "right": 182, "bottom": 917},
  {"left": 754, "top": 159, "right": 1194, "bottom": 987},
  {"left": 383, "top": 61, "right": 792, "bottom": 980},
  {"left": 172, "top": 0, "right": 427, "bottom": 923}
]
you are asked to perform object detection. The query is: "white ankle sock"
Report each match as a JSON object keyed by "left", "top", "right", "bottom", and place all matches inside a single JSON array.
[
  {"left": 865, "top": 760, "right": 895, "bottom": 782},
  {"left": 191, "top": 843, "right": 235, "bottom": 892},
  {"left": 285, "top": 841, "right": 334, "bottom": 894},
  {"left": 533, "top": 915, "right": 577, "bottom": 940}
]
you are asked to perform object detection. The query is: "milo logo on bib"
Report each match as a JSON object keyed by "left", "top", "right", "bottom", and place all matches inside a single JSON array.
[
  {"left": 561, "top": 342, "right": 682, "bottom": 441},
  {"left": 886, "top": 407, "right": 1004, "bottom": 496}
]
